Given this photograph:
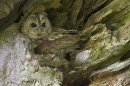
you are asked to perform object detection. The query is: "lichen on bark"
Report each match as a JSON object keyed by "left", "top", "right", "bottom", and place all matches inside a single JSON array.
[
  {"left": 0, "top": 0, "right": 130, "bottom": 86},
  {"left": 0, "top": 23, "right": 63, "bottom": 86}
]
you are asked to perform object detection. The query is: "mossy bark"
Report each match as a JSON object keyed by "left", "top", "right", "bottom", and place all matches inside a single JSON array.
[{"left": 0, "top": 0, "right": 130, "bottom": 86}]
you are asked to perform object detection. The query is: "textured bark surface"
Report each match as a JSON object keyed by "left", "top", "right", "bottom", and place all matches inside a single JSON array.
[
  {"left": 0, "top": 24, "right": 63, "bottom": 86},
  {"left": 0, "top": 0, "right": 130, "bottom": 86}
]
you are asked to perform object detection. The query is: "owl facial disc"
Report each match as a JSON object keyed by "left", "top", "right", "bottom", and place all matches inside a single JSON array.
[{"left": 21, "top": 14, "right": 52, "bottom": 39}]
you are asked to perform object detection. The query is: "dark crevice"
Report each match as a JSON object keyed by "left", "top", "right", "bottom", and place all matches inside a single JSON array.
[
  {"left": 69, "top": 0, "right": 75, "bottom": 9},
  {"left": 15, "top": 12, "right": 24, "bottom": 23},
  {"left": 15, "top": 0, "right": 29, "bottom": 23},
  {"left": 101, "top": 12, "right": 117, "bottom": 24},
  {"left": 105, "top": 22, "right": 117, "bottom": 31},
  {"left": 0, "top": 8, "right": 19, "bottom": 31},
  {"left": 64, "top": 47, "right": 81, "bottom": 61},
  {"left": 64, "top": 52, "right": 71, "bottom": 61},
  {"left": 72, "top": 76, "right": 90, "bottom": 86},
  {"left": 76, "top": 10, "right": 83, "bottom": 21},
  {"left": 120, "top": 50, "right": 130, "bottom": 61},
  {"left": 0, "top": 0, "right": 27, "bottom": 31},
  {"left": 82, "top": 0, "right": 111, "bottom": 25},
  {"left": 18, "top": 0, "right": 28, "bottom": 12}
]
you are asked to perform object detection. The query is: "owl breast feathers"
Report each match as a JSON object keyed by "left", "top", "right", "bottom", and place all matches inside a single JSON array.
[{"left": 21, "top": 14, "right": 52, "bottom": 39}]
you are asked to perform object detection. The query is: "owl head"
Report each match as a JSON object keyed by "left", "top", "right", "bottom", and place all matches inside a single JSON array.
[{"left": 21, "top": 13, "right": 52, "bottom": 39}]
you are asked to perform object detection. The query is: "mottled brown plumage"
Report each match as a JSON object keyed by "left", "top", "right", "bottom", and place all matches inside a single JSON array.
[{"left": 35, "top": 34, "right": 80, "bottom": 55}]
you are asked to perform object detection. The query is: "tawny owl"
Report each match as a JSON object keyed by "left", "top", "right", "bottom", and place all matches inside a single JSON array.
[
  {"left": 20, "top": 13, "right": 53, "bottom": 70},
  {"left": 21, "top": 13, "right": 52, "bottom": 39}
]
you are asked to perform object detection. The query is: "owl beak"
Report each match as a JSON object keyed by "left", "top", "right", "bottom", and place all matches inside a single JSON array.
[
  {"left": 38, "top": 28, "right": 41, "bottom": 33},
  {"left": 37, "top": 28, "right": 42, "bottom": 36}
]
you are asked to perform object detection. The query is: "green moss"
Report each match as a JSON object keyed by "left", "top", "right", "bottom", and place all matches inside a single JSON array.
[
  {"left": 0, "top": 34, "right": 10, "bottom": 47},
  {"left": 0, "top": 23, "right": 21, "bottom": 47},
  {"left": 111, "top": 23, "right": 121, "bottom": 29},
  {"left": 121, "top": 12, "right": 130, "bottom": 24},
  {"left": 53, "top": 12, "right": 68, "bottom": 28}
]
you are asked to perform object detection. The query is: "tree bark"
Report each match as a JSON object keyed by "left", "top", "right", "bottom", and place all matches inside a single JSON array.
[{"left": 0, "top": 0, "right": 130, "bottom": 86}]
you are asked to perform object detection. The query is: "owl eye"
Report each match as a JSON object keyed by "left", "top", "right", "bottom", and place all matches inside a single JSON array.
[
  {"left": 31, "top": 23, "right": 37, "bottom": 27},
  {"left": 42, "top": 23, "right": 45, "bottom": 27}
]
